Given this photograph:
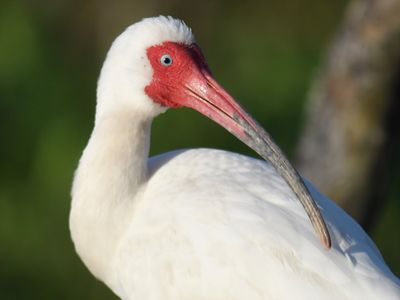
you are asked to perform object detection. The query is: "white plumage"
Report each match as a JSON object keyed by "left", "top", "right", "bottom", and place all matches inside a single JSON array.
[{"left": 70, "top": 16, "right": 400, "bottom": 300}]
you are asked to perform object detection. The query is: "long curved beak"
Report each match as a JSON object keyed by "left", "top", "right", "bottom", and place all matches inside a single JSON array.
[{"left": 183, "top": 70, "right": 331, "bottom": 249}]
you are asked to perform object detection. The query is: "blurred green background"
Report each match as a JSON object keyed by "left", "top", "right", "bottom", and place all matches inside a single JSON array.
[{"left": 0, "top": 0, "right": 398, "bottom": 299}]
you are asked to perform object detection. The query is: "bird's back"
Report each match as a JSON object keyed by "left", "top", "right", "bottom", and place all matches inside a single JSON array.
[{"left": 113, "top": 149, "right": 399, "bottom": 300}]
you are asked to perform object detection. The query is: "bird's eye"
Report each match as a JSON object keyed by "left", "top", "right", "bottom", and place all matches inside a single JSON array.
[{"left": 160, "top": 54, "right": 173, "bottom": 66}]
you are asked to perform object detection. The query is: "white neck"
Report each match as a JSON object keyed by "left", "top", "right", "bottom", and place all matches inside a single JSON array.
[{"left": 70, "top": 110, "right": 152, "bottom": 288}]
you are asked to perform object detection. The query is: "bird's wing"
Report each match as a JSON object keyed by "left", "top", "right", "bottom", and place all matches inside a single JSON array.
[{"left": 114, "top": 149, "right": 400, "bottom": 300}]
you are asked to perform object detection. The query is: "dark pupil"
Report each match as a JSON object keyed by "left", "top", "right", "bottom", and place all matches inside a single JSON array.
[{"left": 163, "top": 56, "right": 171, "bottom": 64}]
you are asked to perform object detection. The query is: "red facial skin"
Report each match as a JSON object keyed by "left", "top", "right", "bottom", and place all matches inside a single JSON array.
[
  {"left": 145, "top": 42, "right": 209, "bottom": 108},
  {"left": 145, "top": 42, "right": 256, "bottom": 140}
]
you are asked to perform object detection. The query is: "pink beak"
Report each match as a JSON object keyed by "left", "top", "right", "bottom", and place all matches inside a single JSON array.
[{"left": 183, "top": 69, "right": 331, "bottom": 249}]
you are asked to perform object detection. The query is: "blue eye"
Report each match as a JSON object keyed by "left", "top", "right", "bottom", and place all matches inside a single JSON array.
[{"left": 160, "top": 54, "right": 173, "bottom": 66}]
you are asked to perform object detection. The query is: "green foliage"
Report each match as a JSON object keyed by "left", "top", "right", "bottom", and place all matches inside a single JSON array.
[{"left": 0, "top": 1, "right": 398, "bottom": 299}]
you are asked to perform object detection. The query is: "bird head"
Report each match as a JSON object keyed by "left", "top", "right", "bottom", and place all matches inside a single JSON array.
[{"left": 96, "top": 16, "right": 331, "bottom": 249}]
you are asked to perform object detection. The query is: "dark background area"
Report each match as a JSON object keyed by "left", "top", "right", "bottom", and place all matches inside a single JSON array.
[{"left": 0, "top": 0, "right": 398, "bottom": 299}]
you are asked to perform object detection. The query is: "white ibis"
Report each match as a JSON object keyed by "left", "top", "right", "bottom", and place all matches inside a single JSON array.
[{"left": 70, "top": 16, "right": 400, "bottom": 299}]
